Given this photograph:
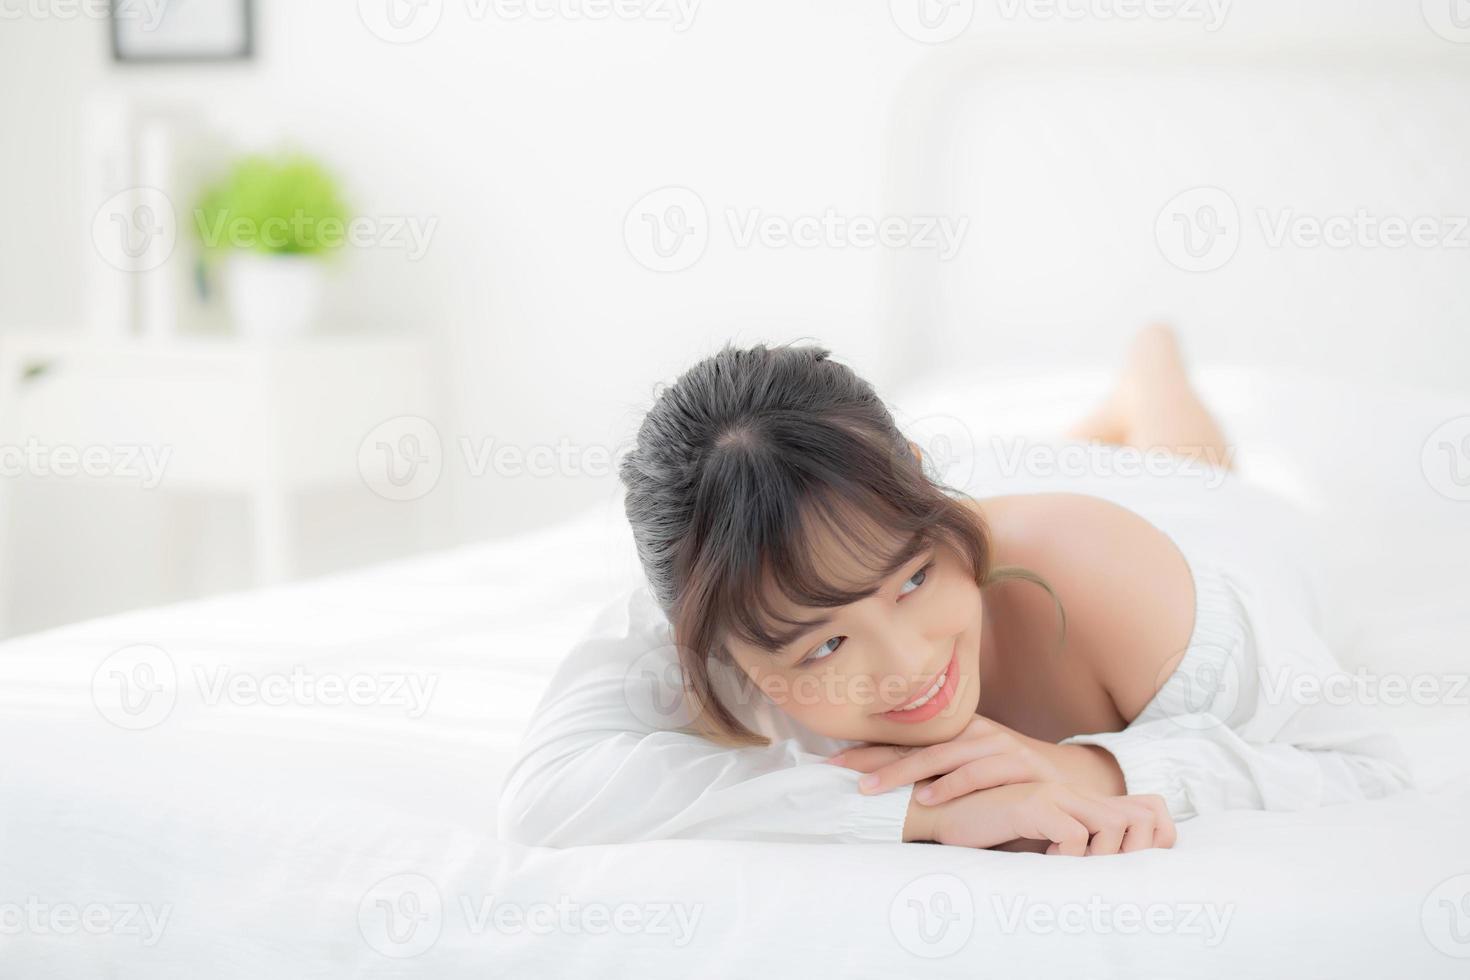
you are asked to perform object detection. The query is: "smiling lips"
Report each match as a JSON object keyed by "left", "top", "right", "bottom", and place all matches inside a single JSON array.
[{"left": 877, "top": 641, "right": 960, "bottom": 724}]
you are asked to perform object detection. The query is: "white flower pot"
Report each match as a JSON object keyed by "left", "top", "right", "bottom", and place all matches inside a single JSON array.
[{"left": 224, "top": 252, "right": 325, "bottom": 341}]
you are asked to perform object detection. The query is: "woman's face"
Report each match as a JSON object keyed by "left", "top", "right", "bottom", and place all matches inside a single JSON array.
[{"left": 724, "top": 529, "right": 985, "bottom": 747}]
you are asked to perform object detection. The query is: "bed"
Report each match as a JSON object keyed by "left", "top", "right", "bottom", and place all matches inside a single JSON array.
[
  {"left": 3, "top": 360, "right": 1468, "bottom": 978},
  {"left": 9, "top": 32, "right": 1470, "bottom": 979}
]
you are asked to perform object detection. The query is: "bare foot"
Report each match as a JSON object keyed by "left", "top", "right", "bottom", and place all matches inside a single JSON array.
[
  {"left": 1064, "top": 399, "right": 1127, "bottom": 445},
  {"left": 1065, "top": 325, "right": 1234, "bottom": 470},
  {"left": 1065, "top": 326, "right": 1172, "bottom": 445}
]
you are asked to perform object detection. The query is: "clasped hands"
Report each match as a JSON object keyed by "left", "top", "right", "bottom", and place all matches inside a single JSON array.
[{"left": 825, "top": 716, "right": 1176, "bottom": 855}]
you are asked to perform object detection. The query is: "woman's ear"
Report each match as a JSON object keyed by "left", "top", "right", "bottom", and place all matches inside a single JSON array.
[{"left": 908, "top": 440, "right": 923, "bottom": 465}]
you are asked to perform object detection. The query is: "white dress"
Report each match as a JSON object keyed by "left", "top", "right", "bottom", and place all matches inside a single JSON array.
[{"left": 497, "top": 442, "right": 1414, "bottom": 847}]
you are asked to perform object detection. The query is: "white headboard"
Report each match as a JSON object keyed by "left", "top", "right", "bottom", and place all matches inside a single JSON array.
[{"left": 877, "top": 38, "right": 1470, "bottom": 394}]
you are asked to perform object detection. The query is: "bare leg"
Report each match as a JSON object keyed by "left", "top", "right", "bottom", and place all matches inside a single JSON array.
[{"left": 1065, "top": 325, "right": 1235, "bottom": 471}]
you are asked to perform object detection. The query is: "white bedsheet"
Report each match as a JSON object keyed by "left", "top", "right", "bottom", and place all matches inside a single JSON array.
[{"left": 3, "top": 366, "right": 1468, "bottom": 978}]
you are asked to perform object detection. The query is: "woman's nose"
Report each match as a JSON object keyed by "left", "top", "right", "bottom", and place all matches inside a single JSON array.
[{"left": 860, "top": 633, "right": 935, "bottom": 699}]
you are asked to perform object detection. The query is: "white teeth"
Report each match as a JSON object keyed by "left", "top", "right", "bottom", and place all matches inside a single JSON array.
[{"left": 894, "top": 671, "right": 947, "bottom": 712}]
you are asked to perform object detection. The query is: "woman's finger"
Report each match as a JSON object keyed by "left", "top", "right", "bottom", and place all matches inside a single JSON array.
[
  {"left": 920, "top": 755, "right": 1033, "bottom": 805},
  {"left": 1083, "top": 805, "right": 1130, "bottom": 856},
  {"left": 1124, "top": 794, "right": 1177, "bottom": 848},
  {"left": 1119, "top": 806, "right": 1158, "bottom": 853},
  {"left": 1053, "top": 793, "right": 1129, "bottom": 857},
  {"left": 855, "top": 742, "right": 958, "bottom": 793},
  {"left": 859, "top": 734, "right": 1015, "bottom": 794},
  {"left": 1035, "top": 808, "right": 1090, "bottom": 857}
]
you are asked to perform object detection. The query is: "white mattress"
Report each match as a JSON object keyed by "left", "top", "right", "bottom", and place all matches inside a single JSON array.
[{"left": 3, "top": 366, "right": 1468, "bottom": 978}]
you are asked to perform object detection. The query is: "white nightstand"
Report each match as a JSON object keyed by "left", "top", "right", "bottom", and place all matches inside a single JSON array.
[{"left": 0, "top": 333, "right": 439, "bottom": 634}]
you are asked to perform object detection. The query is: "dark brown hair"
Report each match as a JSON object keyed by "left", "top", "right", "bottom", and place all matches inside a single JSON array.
[{"left": 619, "top": 342, "right": 1064, "bottom": 747}]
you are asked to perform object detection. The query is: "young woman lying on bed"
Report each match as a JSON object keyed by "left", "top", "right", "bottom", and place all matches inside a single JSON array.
[{"left": 498, "top": 327, "right": 1413, "bottom": 856}]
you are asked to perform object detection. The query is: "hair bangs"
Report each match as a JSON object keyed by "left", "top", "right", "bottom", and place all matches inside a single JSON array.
[
  {"left": 725, "top": 489, "right": 941, "bottom": 655},
  {"left": 675, "top": 414, "right": 958, "bottom": 664}
]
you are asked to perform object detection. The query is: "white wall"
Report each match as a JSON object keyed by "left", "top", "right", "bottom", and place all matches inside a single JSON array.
[
  {"left": 0, "top": 1, "right": 936, "bottom": 634},
  {"left": 0, "top": 0, "right": 1458, "bottom": 635}
]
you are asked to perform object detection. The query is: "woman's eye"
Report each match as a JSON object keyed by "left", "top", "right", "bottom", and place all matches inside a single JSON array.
[
  {"left": 801, "top": 636, "right": 844, "bottom": 665},
  {"left": 899, "top": 562, "right": 934, "bottom": 597}
]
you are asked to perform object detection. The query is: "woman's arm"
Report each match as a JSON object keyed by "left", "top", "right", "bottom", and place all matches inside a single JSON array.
[
  {"left": 502, "top": 578, "right": 1178, "bottom": 854},
  {"left": 496, "top": 586, "right": 915, "bottom": 847},
  {"left": 1011, "top": 493, "right": 1414, "bottom": 818},
  {"left": 1062, "top": 554, "right": 1414, "bottom": 818}
]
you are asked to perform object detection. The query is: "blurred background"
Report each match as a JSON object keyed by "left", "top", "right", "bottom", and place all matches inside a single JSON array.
[{"left": 1, "top": 1, "right": 1466, "bottom": 638}]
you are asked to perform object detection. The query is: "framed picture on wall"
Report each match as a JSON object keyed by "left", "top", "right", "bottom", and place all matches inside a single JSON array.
[{"left": 111, "top": 0, "right": 254, "bottom": 63}]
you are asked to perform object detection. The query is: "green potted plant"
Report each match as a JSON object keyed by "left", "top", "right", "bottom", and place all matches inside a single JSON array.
[{"left": 194, "top": 152, "right": 350, "bottom": 340}]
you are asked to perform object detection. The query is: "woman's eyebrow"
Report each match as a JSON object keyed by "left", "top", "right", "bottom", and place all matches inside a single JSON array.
[{"left": 766, "top": 532, "right": 931, "bottom": 656}]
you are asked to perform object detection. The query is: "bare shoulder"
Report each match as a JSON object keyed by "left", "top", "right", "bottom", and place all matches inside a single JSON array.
[{"left": 964, "top": 493, "right": 1198, "bottom": 723}]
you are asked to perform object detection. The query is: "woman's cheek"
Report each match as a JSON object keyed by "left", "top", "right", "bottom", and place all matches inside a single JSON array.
[
  {"left": 753, "top": 669, "right": 792, "bottom": 707},
  {"left": 790, "top": 671, "right": 879, "bottom": 736}
]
